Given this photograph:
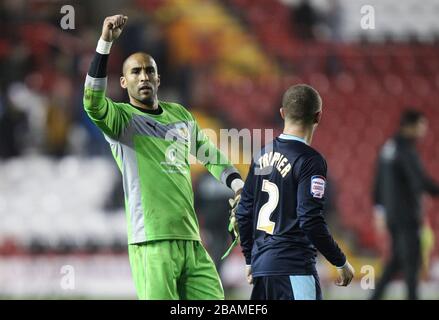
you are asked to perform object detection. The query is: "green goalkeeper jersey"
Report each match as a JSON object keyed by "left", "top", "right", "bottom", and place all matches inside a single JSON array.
[{"left": 83, "top": 77, "right": 238, "bottom": 244}]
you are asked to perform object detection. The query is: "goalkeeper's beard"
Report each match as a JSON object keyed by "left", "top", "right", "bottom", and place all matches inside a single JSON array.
[
  {"left": 140, "top": 96, "right": 155, "bottom": 107},
  {"left": 133, "top": 94, "right": 155, "bottom": 108}
]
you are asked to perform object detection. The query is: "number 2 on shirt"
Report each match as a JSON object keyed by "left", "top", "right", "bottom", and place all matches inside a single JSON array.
[{"left": 256, "top": 179, "right": 279, "bottom": 234}]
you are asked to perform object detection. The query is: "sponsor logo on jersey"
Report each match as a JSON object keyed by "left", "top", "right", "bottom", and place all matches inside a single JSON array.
[
  {"left": 174, "top": 123, "right": 190, "bottom": 141},
  {"left": 310, "top": 175, "right": 326, "bottom": 199},
  {"left": 177, "top": 127, "right": 189, "bottom": 140}
]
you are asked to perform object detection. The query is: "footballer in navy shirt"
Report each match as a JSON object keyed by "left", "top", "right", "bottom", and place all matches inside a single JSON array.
[{"left": 236, "top": 84, "right": 355, "bottom": 300}]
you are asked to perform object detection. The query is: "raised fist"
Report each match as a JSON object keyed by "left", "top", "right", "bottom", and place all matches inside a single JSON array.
[{"left": 101, "top": 15, "right": 128, "bottom": 42}]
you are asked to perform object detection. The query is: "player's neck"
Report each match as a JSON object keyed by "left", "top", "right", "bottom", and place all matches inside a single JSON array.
[
  {"left": 129, "top": 96, "right": 159, "bottom": 110},
  {"left": 283, "top": 124, "right": 315, "bottom": 145}
]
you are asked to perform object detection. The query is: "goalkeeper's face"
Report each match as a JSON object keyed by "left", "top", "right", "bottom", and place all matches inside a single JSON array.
[{"left": 120, "top": 53, "right": 160, "bottom": 107}]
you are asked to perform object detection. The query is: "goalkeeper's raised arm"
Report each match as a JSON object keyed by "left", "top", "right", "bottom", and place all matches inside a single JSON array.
[{"left": 83, "top": 15, "right": 128, "bottom": 139}]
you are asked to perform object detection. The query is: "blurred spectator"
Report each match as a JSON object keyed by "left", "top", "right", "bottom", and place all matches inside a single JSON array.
[
  {"left": 0, "top": 95, "right": 27, "bottom": 158},
  {"left": 290, "top": 0, "right": 319, "bottom": 40},
  {"left": 44, "top": 75, "right": 74, "bottom": 157},
  {"left": 324, "top": 0, "right": 343, "bottom": 42},
  {"left": 7, "top": 80, "right": 47, "bottom": 153},
  {"left": 44, "top": 101, "right": 71, "bottom": 157},
  {"left": 371, "top": 109, "right": 439, "bottom": 300}
]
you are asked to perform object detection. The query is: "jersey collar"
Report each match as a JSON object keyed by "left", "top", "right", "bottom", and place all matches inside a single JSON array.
[
  {"left": 279, "top": 133, "right": 308, "bottom": 145},
  {"left": 129, "top": 102, "right": 163, "bottom": 115}
]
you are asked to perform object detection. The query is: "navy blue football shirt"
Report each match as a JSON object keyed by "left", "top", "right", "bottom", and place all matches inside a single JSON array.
[{"left": 236, "top": 134, "right": 346, "bottom": 277}]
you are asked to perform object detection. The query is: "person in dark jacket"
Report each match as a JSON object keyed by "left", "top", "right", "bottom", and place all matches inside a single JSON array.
[{"left": 371, "top": 109, "right": 439, "bottom": 300}]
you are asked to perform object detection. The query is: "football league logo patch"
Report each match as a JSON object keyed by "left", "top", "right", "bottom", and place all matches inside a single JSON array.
[{"left": 310, "top": 175, "right": 326, "bottom": 199}]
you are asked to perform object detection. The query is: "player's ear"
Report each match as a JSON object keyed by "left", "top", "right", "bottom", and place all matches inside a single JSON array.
[
  {"left": 314, "top": 110, "right": 322, "bottom": 124},
  {"left": 157, "top": 74, "right": 161, "bottom": 87},
  {"left": 280, "top": 108, "right": 285, "bottom": 120},
  {"left": 120, "top": 76, "right": 127, "bottom": 89}
]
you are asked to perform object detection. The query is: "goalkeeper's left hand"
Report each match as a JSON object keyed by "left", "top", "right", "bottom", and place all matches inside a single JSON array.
[
  {"left": 228, "top": 189, "right": 242, "bottom": 241},
  {"left": 221, "top": 188, "right": 242, "bottom": 260}
]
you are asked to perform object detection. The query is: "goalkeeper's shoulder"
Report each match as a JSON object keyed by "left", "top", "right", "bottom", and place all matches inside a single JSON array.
[{"left": 159, "top": 100, "right": 194, "bottom": 119}]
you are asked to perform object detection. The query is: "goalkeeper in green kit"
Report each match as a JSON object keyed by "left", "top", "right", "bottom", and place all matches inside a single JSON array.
[{"left": 83, "top": 15, "right": 244, "bottom": 299}]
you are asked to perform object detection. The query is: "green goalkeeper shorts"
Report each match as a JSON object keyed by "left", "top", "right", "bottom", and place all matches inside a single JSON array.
[{"left": 128, "top": 240, "right": 224, "bottom": 300}]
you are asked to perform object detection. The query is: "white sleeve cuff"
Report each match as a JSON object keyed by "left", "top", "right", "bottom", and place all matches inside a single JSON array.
[
  {"left": 231, "top": 178, "right": 244, "bottom": 193},
  {"left": 96, "top": 38, "right": 113, "bottom": 55},
  {"left": 335, "top": 260, "right": 348, "bottom": 269}
]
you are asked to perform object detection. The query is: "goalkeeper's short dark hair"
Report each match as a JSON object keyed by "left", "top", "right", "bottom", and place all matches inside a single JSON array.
[
  {"left": 282, "top": 84, "right": 322, "bottom": 125},
  {"left": 400, "top": 109, "right": 425, "bottom": 128}
]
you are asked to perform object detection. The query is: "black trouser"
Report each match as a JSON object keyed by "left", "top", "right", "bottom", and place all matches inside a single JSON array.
[{"left": 371, "top": 225, "right": 421, "bottom": 300}]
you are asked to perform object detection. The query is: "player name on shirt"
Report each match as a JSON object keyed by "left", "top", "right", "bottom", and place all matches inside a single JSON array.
[{"left": 257, "top": 151, "right": 292, "bottom": 178}]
